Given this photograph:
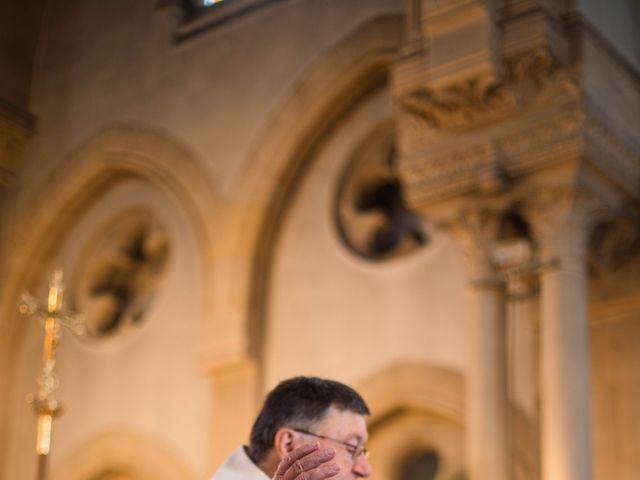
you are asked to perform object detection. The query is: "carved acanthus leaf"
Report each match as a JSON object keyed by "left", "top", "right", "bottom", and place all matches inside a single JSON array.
[
  {"left": 440, "top": 206, "right": 503, "bottom": 275},
  {"left": 398, "top": 48, "right": 579, "bottom": 130},
  {"left": 521, "top": 185, "right": 611, "bottom": 265}
]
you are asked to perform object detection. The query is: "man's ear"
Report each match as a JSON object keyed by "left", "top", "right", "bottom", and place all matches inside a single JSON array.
[{"left": 273, "top": 427, "right": 298, "bottom": 459}]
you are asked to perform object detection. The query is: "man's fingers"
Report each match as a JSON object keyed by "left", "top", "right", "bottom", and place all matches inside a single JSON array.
[
  {"left": 274, "top": 443, "right": 319, "bottom": 478},
  {"left": 282, "top": 448, "right": 336, "bottom": 480},
  {"left": 274, "top": 444, "right": 338, "bottom": 480}
]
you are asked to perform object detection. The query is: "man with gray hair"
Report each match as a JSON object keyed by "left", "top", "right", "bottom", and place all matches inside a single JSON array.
[{"left": 211, "top": 376, "right": 372, "bottom": 480}]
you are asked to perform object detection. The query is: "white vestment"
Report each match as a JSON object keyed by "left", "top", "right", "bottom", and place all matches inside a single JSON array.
[{"left": 211, "top": 446, "right": 270, "bottom": 480}]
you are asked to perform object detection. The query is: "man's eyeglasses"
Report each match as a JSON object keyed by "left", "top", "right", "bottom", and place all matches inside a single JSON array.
[{"left": 293, "top": 428, "right": 369, "bottom": 460}]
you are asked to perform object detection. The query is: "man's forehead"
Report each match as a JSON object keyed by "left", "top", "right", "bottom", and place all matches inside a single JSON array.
[{"left": 315, "top": 406, "right": 369, "bottom": 438}]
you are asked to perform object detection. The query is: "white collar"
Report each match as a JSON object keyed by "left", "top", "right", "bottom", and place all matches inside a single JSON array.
[{"left": 211, "top": 446, "right": 270, "bottom": 480}]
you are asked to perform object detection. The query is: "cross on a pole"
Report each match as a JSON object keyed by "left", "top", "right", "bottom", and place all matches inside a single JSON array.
[{"left": 19, "top": 270, "right": 85, "bottom": 480}]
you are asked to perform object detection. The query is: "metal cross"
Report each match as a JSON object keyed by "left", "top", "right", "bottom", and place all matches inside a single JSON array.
[{"left": 19, "top": 270, "right": 84, "bottom": 480}]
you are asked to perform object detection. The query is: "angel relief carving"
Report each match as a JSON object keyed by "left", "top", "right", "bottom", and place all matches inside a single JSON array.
[
  {"left": 335, "top": 128, "right": 427, "bottom": 261},
  {"left": 72, "top": 214, "right": 170, "bottom": 338}
]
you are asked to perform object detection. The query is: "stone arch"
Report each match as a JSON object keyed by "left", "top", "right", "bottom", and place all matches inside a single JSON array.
[
  {"left": 357, "top": 362, "right": 466, "bottom": 480},
  {"left": 51, "top": 428, "right": 197, "bottom": 480},
  {"left": 197, "top": 15, "right": 404, "bottom": 466},
  {"left": 357, "top": 361, "right": 464, "bottom": 428},
  {"left": 217, "top": 13, "right": 404, "bottom": 381},
  {"left": 0, "top": 124, "right": 220, "bottom": 467}
]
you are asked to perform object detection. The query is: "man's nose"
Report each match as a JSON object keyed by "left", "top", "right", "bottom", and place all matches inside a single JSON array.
[{"left": 352, "top": 455, "right": 372, "bottom": 478}]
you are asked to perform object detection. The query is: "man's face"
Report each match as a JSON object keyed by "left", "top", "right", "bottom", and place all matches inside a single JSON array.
[{"left": 297, "top": 406, "right": 372, "bottom": 479}]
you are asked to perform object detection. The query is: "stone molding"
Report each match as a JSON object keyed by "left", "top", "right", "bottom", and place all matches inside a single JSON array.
[
  {"left": 0, "top": 103, "right": 34, "bottom": 186},
  {"left": 401, "top": 109, "right": 585, "bottom": 207},
  {"left": 358, "top": 361, "right": 465, "bottom": 428},
  {"left": 358, "top": 362, "right": 465, "bottom": 480},
  {"left": 402, "top": 141, "right": 497, "bottom": 207},
  {"left": 51, "top": 428, "right": 197, "bottom": 480},
  {"left": 400, "top": 103, "right": 640, "bottom": 236},
  {"left": 584, "top": 113, "right": 640, "bottom": 200}
]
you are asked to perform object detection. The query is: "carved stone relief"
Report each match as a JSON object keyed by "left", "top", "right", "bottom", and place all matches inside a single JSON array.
[
  {"left": 398, "top": 47, "right": 580, "bottom": 131},
  {"left": 71, "top": 212, "right": 170, "bottom": 338},
  {"left": 335, "top": 126, "right": 427, "bottom": 261}
]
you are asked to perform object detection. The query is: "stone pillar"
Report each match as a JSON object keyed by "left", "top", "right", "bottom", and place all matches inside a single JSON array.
[
  {"left": 446, "top": 208, "right": 509, "bottom": 480},
  {"left": 527, "top": 188, "right": 596, "bottom": 480},
  {"left": 208, "top": 358, "right": 259, "bottom": 471},
  {"left": 468, "top": 271, "right": 509, "bottom": 480},
  {"left": 495, "top": 239, "right": 541, "bottom": 480}
]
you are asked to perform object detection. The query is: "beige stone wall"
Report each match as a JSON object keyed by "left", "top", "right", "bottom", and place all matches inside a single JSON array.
[
  {"left": 18, "top": 0, "right": 403, "bottom": 206},
  {"left": 266, "top": 88, "right": 468, "bottom": 388},
  {"left": 590, "top": 306, "right": 640, "bottom": 480}
]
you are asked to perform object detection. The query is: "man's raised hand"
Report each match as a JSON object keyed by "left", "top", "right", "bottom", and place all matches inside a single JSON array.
[{"left": 273, "top": 443, "right": 340, "bottom": 480}]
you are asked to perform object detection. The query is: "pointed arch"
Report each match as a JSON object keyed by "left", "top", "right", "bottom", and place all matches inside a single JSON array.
[
  {"left": 357, "top": 361, "right": 465, "bottom": 428},
  {"left": 357, "top": 362, "right": 466, "bottom": 480},
  {"left": 209, "top": 12, "right": 404, "bottom": 377},
  {"left": 0, "top": 124, "right": 220, "bottom": 468},
  {"left": 51, "top": 428, "right": 197, "bottom": 480},
  {"left": 194, "top": 15, "right": 405, "bottom": 466}
]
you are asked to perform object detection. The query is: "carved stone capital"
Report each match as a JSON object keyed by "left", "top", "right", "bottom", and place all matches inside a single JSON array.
[
  {"left": 439, "top": 206, "right": 504, "bottom": 283},
  {"left": 521, "top": 185, "right": 609, "bottom": 266}
]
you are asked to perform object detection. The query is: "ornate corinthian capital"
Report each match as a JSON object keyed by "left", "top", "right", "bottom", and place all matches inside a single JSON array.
[
  {"left": 440, "top": 206, "right": 504, "bottom": 284},
  {"left": 522, "top": 185, "right": 609, "bottom": 267}
]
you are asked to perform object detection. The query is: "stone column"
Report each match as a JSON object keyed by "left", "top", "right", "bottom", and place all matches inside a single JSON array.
[
  {"left": 208, "top": 358, "right": 259, "bottom": 471},
  {"left": 495, "top": 239, "right": 541, "bottom": 480},
  {"left": 527, "top": 188, "right": 597, "bottom": 480},
  {"left": 446, "top": 208, "right": 509, "bottom": 480},
  {"left": 468, "top": 270, "right": 509, "bottom": 480}
]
